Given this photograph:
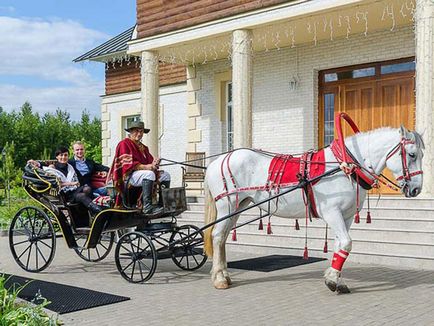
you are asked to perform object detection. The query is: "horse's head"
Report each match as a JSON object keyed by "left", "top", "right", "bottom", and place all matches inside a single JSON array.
[{"left": 385, "top": 126, "right": 424, "bottom": 197}]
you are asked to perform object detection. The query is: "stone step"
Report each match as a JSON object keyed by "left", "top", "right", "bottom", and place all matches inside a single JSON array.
[
  {"left": 179, "top": 215, "right": 434, "bottom": 244},
  {"left": 180, "top": 209, "right": 434, "bottom": 232},
  {"left": 186, "top": 196, "right": 434, "bottom": 209},
  {"left": 225, "top": 232, "right": 434, "bottom": 261},
  {"left": 225, "top": 242, "right": 434, "bottom": 270},
  {"left": 365, "top": 196, "right": 434, "bottom": 208},
  {"left": 187, "top": 203, "right": 434, "bottom": 216}
]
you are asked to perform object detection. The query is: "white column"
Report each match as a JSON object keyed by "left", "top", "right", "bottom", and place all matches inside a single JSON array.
[
  {"left": 232, "top": 29, "right": 253, "bottom": 148},
  {"left": 141, "top": 51, "right": 159, "bottom": 156},
  {"left": 415, "top": 0, "right": 434, "bottom": 196}
]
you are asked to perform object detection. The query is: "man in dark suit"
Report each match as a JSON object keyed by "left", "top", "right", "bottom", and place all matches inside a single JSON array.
[{"left": 69, "top": 141, "right": 109, "bottom": 196}]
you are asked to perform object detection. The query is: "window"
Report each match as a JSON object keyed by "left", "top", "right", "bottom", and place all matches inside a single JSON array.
[
  {"left": 226, "top": 82, "right": 233, "bottom": 151},
  {"left": 381, "top": 61, "right": 415, "bottom": 74},
  {"left": 324, "top": 67, "right": 375, "bottom": 83},
  {"left": 122, "top": 114, "right": 141, "bottom": 138},
  {"left": 323, "top": 93, "right": 335, "bottom": 146}
]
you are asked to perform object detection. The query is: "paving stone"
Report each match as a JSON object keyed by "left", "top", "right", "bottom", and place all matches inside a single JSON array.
[{"left": 1, "top": 235, "right": 434, "bottom": 325}]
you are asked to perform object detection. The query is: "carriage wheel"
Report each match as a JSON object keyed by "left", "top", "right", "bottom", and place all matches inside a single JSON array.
[
  {"left": 169, "top": 224, "right": 207, "bottom": 271},
  {"left": 74, "top": 232, "right": 115, "bottom": 262},
  {"left": 115, "top": 231, "right": 157, "bottom": 283},
  {"left": 9, "top": 206, "right": 56, "bottom": 272}
]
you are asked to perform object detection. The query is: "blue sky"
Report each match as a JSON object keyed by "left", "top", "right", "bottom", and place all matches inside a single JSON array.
[{"left": 0, "top": 1, "right": 136, "bottom": 120}]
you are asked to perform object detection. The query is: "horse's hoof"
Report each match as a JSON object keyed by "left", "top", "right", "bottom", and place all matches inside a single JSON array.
[
  {"left": 337, "top": 284, "right": 351, "bottom": 294},
  {"left": 325, "top": 280, "right": 337, "bottom": 292},
  {"left": 225, "top": 276, "right": 232, "bottom": 285},
  {"left": 214, "top": 281, "right": 229, "bottom": 290}
]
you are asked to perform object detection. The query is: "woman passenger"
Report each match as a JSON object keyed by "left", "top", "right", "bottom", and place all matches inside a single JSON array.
[{"left": 28, "top": 146, "right": 103, "bottom": 215}]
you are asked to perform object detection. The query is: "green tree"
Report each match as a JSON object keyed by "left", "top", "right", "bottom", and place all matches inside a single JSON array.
[
  {"left": 13, "top": 102, "right": 43, "bottom": 167},
  {"left": 0, "top": 142, "right": 21, "bottom": 206}
]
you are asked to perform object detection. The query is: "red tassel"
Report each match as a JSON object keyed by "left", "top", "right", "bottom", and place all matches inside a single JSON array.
[
  {"left": 366, "top": 211, "right": 372, "bottom": 224},
  {"left": 303, "top": 246, "right": 309, "bottom": 260},
  {"left": 354, "top": 211, "right": 360, "bottom": 224},
  {"left": 258, "top": 218, "right": 264, "bottom": 230},
  {"left": 295, "top": 219, "right": 300, "bottom": 230},
  {"left": 323, "top": 241, "right": 328, "bottom": 253},
  {"left": 267, "top": 221, "right": 272, "bottom": 234},
  {"left": 232, "top": 229, "right": 237, "bottom": 241}
]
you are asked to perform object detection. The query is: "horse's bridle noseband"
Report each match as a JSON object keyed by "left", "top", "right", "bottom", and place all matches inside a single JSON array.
[{"left": 385, "top": 137, "right": 423, "bottom": 184}]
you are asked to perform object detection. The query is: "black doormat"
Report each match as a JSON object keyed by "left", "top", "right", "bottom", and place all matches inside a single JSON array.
[
  {"left": 4, "top": 274, "right": 130, "bottom": 314},
  {"left": 228, "top": 255, "right": 326, "bottom": 272}
]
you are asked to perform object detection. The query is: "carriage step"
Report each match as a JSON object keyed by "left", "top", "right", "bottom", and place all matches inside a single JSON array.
[{"left": 75, "top": 227, "right": 91, "bottom": 234}]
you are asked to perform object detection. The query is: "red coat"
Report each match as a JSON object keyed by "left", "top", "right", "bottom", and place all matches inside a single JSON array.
[{"left": 110, "top": 137, "right": 154, "bottom": 193}]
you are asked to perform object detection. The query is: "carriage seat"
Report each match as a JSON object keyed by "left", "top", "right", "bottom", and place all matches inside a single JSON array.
[{"left": 23, "top": 164, "right": 60, "bottom": 191}]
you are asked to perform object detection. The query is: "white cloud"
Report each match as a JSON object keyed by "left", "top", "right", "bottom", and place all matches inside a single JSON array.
[
  {"left": 0, "top": 16, "right": 109, "bottom": 118},
  {"left": 0, "top": 83, "right": 104, "bottom": 120}
]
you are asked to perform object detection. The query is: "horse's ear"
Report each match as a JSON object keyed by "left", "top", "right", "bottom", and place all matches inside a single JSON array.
[{"left": 399, "top": 125, "right": 409, "bottom": 138}]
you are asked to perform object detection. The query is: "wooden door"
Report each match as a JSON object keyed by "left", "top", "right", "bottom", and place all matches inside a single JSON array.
[{"left": 319, "top": 59, "right": 415, "bottom": 195}]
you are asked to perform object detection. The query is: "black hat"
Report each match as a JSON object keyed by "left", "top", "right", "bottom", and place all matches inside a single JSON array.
[{"left": 124, "top": 121, "right": 150, "bottom": 133}]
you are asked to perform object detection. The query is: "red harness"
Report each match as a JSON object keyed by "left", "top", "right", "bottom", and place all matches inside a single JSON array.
[
  {"left": 215, "top": 150, "right": 326, "bottom": 218},
  {"left": 332, "top": 113, "right": 423, "bottom": 189}
]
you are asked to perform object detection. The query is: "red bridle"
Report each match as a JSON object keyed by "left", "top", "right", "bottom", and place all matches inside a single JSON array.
[{"left": 385, "top": 137, "right": 423, "bottom": 182}]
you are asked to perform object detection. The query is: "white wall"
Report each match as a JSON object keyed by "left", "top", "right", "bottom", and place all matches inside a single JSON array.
[
  {"left": 102, "top": 84, "right": 187, "bottom": 186},
  {"left": 195, "top": 26, "right": 415, "bottom": 154}
]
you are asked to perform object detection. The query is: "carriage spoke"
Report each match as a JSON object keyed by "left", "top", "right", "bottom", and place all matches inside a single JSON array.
[
  {"left": 25, "top": 243, "right": 33, "bottom": 270},
  {"left": 130, "top": 261, "right": 136, "bottom": 280},
  {"left": 12, "top": 229, "right": 28, "bottom": 237},
  {"left": 17, "top": 243, "right": 32, "bottom": 260},
  {"left": 13, "top": 239, "right": 32, "bottom": 246},
  {"left": 137, "top": 258, "right": 144, "bottom": 280},
  {"left": 95, "top": 246, "right": 101, "bottom": 259},
  {"left": 35, "top": 244, "right": 48, "bottom": 264},
  {"left": 121, "top": 260, "right": 134, "bottom": 273},
  {"left": 99, "top": 241, "right": 109, "bottom": 251},
  {"left": 191, "top": 253, "right": 200, "bottom": 266},
  {"left": 120, "top": 244, "right": 132, "bottom": 253},
  {"left": 19, "top": 216, "right": 32, "bottom": 236},
  {"left": 35, "top": 242, "right": 39, "bottom": 270},
  {"left": 137, "top": 259, "right": 151, "bottom": 271},
  {"left": 36, "top": 220, "right": 48, "bottom": 237},
  {"left": 38, "top": 240, "right": 52, "bottom": 250}
]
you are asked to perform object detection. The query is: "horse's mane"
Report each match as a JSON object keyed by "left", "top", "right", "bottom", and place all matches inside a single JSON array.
[
  {"left": 345, "top": 127, "right": 396, "bottom": 142},
  {"left": 346, "top": 127, "right": 425, "bottom": 150}
]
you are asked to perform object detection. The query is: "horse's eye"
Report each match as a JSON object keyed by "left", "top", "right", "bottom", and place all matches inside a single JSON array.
[{"left": 409, "top": 153, "right": 416, "bottom": 159}]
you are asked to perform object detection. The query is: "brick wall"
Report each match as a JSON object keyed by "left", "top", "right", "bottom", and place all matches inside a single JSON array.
[{"left": 195, "top": 26, "right": 415, "bottom": 155}]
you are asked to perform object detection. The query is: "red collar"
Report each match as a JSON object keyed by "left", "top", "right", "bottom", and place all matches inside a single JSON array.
[{"left": 330, "top": 140, "right": 376, "bottom": 190}]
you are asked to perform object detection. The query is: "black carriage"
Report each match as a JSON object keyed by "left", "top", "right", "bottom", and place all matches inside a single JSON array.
[{"left": 8, "top": 165, "right": 207, "bottom": 283}]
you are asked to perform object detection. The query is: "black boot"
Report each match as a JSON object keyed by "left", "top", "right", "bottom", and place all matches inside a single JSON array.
[
  {"left": 88, "top": 202, "right": 103, "bottom": 215},
  {"left": 142, "top": 179, "right": 163, "bottom": 215},
  {"left": 158, "top": 180, "right": 171, "bottom": 207}
]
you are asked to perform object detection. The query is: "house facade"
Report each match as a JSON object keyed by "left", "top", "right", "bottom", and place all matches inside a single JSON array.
[
  {"left": 76, "top": 0, "right": 434, "bottom": 268},
  {"left": 128, "top": 0, "right": 433, "bottom": 195}
]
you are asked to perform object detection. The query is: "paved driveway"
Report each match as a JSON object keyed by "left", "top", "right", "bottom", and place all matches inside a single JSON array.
[{"left": 1, "top": 235, "right": 434, "bottom": 325}]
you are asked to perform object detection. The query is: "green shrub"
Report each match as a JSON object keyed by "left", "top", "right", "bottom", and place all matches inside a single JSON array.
[
  {"left": 0, "top": 193, "right": 34, "bottom": 230},
  {"left": 0, "top": 274, "right": 60, "bottom": 325}
]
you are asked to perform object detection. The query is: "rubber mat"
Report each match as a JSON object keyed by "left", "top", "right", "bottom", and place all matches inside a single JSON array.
[
  {"left": 4, "top": 274, "right": 130, "bottom": 314},
  {"left": 228, "top": 255, "right": 325, "bottom": 272}
]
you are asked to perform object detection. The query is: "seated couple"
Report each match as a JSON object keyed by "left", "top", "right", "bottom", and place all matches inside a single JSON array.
[
  {"left": 28, "top": 143, "right": 109, "bottom": 215},
  {"left": 111, "top": 121, "right": 170, "bottom": 215}
]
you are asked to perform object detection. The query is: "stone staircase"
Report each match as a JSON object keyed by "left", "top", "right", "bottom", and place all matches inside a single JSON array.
[{"left": 180, "top": 195, "right": 434, "bottom": 270}]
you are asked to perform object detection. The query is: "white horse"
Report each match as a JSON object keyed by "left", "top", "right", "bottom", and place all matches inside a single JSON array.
[{"left": 204, "top": 126, "right": 424, "bottom": 293}]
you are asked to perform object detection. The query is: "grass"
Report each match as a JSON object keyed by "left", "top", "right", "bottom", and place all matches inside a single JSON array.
[
  {"left": 0, "top": 274, "right": 61, "bottom": 325},
  {"left": 0, "top": 187, "right": 35, "bottom": 231}
]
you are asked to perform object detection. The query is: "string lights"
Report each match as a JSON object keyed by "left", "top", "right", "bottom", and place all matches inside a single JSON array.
[{"left": 97, "top": 0, "right": 415, "bottom": 71}]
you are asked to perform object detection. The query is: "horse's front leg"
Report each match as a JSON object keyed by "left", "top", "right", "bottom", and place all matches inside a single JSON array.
[
  {"left": 322, "top": 209, "right": 353, "bottom": 294},
  {"left": 211, "top": 215, "right": 233, "bottom": 289}
]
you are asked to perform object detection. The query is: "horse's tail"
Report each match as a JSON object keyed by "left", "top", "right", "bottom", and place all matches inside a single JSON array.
[{"left": 204, "top": 179, "right": 217, "bottom": 258}]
